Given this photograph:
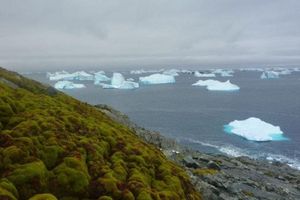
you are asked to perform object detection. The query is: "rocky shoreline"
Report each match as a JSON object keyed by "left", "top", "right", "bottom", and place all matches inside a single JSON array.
[{"left": 96, "top": 104, "right": 300, "bottom": 200}]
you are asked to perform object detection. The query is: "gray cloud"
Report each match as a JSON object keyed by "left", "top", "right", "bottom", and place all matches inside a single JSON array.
[{"left": 0, "top": 0, "right": 300, "bottom": 71}]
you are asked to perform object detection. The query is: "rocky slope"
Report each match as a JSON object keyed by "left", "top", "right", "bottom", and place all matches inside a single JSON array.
[
  {"left": 0, "top": 67, "right": 201, "bottom": 200},
  {"left": 97, "top": 104, "right": 300, "bottom": 200}
]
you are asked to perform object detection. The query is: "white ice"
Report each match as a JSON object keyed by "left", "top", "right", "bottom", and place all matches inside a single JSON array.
[
  {"left": 48, "top": 70, "right": 94, "bottom": 81},
  {"left": 139, "top": 73, "right": 176, "bottom": 84},
  {"left": 194, "top": 71, "right": 216, "bottom": 77},
  {"left": 192, "top": 79, "right": 240, "bottom": 91},
  {"left": 54, "top": 81, "right": 85, "bottom": 90},
  {"left": 260, "top": 71, "right": 279, "bottom": 79},
  {"left": 163, "top": 69, "right": 180, "bottom": 76},
  {"left": 130, "top": 69, "right": 164, "bottom": 74},
  {"left": 211, "top": 69, "right": 234, "bottom": 77},
  {"left": 94, "top": 72, "right": 110, "bottom": 85},
  {"left": 224, "top": 117, "right": 286, "bottom": 141},
  {"left": 101, "top": 73, "right": 139, "bottom": 89}
]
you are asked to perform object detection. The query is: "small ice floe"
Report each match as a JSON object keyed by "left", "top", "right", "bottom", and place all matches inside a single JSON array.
[
  {"left": 100, "top": 73, "right": 139, "bottom": 89},
  {"left": 192, "top": 79, "right": 240, "bottom": 91},
  {"left": 224, "top": 117, "right": 288, "bottom": 142},
  {"left": 260, "top": 71, "right": 279, "bottom": 79},
  {"left": 194, "top": 71, "right": 216, "bottom": 78},
  {"left": 139, "top": 73, "right": 176, "bottom": 84},
  {"left": 54, "top": 81, "right": 85, "bottom": 90}
]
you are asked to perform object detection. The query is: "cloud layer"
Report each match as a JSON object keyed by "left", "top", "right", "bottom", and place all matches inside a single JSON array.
[{"left": 1, "top": 0, "right": 300, "bottom": 70}]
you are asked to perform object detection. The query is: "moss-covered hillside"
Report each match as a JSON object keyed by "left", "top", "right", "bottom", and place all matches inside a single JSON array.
[{"left": 0, "top": 67, "right": 201, "bottom": 200}]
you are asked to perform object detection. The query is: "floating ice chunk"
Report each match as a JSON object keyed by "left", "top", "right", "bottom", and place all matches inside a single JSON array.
[
  {"left": 194, "top": 71, "right": 216, "bottom": 77},
  {"left": 163, "top": 69, "right": 180, "bottom": 76},
  {"left": 94, "top": 72, "right": 110, "bottom": 85},
  {"left": 261, "top": 71, "right": 279, "bottom": 79},
  {"left": 139, "top": 74, "right": 176, "bottom": 84},
  {"left": 224, "top": 117, "right": 287, "bottom": 141},
  {"left": 192, "top": 79, "right": 240, "bottom": 91},
  {"left": 54, "top": 81, "right": 85, "bottom": 90},
  {"left": 127, "top": 78, "right": 135, "bottom": 81},
  {"left": 101, "top": 73, "right": 139, "bottom": 89}
]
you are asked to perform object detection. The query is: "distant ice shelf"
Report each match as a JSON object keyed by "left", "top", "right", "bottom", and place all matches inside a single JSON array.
[
  {"left": 192, "top": 79, "right": 240, "bottom": 91},
  {"left": 224, "top": 117, "right": 288, "bottom": 142},
  {"left": 139, "top": 73, "right": 176, "bottom": 84}
]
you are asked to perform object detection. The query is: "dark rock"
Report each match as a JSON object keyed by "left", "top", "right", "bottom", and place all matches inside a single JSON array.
[
  {"left": 207, "top": 161, "right": 221, "bottom": 171},
  {"left": 183, "top": 156, "right": 200, "bottom": 168}
]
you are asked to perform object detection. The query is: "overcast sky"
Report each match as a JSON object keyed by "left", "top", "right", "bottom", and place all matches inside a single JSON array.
[{"left": 1, "top": 0, "right": 300, "bottom": 71}]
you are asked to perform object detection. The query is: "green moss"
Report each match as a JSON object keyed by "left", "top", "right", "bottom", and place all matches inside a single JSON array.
[
  {"left": 0, "top": 67, "right": 201, "bottom": 200},
  {"left": 0, "top": 178, "right": 18, "bottom": 199},
  {"left": 28, "top": 193, "right": 58, "bottom": 200},
  {"left": 7, "top": 161, "right": 48, "bottom": 199},
  {"left": 97, "top": 196, "right": 113, "bottom": 200},
  {"left": 0, "top": 186, "right": 17, "bottom": 200},
  {"left": 193, "top": 168, "right": 218, "bottom": 176},
  {"left": 137, "top": 189, "right": 153, "bottom": 200},
  {"left": 39, "top": 145, "right": 64, "bottom": 169}
]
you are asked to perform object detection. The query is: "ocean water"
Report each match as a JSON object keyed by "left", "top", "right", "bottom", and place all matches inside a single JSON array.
[{"left": 26, "top": 70, "right": 300, "bottom": 169}]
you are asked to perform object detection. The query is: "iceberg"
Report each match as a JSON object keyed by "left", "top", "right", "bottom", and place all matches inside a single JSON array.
[
  {"left": 48, "top": 70, "right": 94, "bottom": 81},
  {"left": 101, "top": 73, "right": 139, "bottom": 89},
  {"left": 139, "top": 74, "right": 176, "bottom": 84},
  {"left": 54, "top": 81, "right": 85, "bottom": 90},
  {"left": 192, "top": 79, "right": 240, "bottom": 91},
  {"left": 224, "top": 117, "right": 288, "bottom": 141},
  {"left": 194, "top": 71, "right": 216, "bottom": 77},
  {"left": 163, "top": 69, "right": 180, "bottom": 76},
  {"left": 260, "top": 71, "right": 279, "bottom": 79},
  {"left": 211, "top": 69, "right": 234, "bottom": 77},
  {"left": 71, "top": 71, "right": 94, "bottom": 81},
  {"left": 94, "top": 72, "right": 110, "bottom": 85}
]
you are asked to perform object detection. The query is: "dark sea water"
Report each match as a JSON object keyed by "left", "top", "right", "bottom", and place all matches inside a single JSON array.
[{"left": 25, "top": 70, "right": 300, "bottom": 169}]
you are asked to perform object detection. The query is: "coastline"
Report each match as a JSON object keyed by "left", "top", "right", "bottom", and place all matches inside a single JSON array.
[{"left": 96, "top": 104, "right": 300, "bottom": 200}]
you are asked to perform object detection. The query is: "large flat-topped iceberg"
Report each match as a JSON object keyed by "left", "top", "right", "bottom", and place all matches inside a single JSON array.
[
  {"left": 261, "top": 71, "right": 279, "bottom": 79},
  {"left": 54, "top": 81, "right": 85, "bottom": 90},
  {"left": 139, "top": 74, "right": 176, "bottom": 84},
  {"left": 194, "top": 71, "right": 216, "bottom": 77},
  {"left": 192, "top": 79, "right": 240, "bottom": 91},
  {"left": 224, "top": 117, "right": 287, "bottom": 141},
  {"left": 101, "top": 73, "right": 139, "bottom": 89}
]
